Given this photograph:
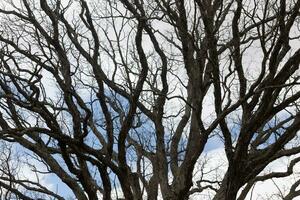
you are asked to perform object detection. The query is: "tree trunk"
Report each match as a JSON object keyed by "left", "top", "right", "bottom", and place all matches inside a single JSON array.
[{"left": 213, "top": 174, "right": 242, "bottom": 200}]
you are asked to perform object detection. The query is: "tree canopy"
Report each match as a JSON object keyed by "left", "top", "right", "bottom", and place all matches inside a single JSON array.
[{"left": 0, "top": 0, "right": 300, "bottom": 199}]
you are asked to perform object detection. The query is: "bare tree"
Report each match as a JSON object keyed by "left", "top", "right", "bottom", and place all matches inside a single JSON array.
[{"left": 0, "top": 0, "right": 300, "bottom": 199}]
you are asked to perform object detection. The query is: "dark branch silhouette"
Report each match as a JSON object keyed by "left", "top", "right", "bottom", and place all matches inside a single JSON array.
[{"left": 0, "top": 0, "right": 300, "bottom": 199}]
